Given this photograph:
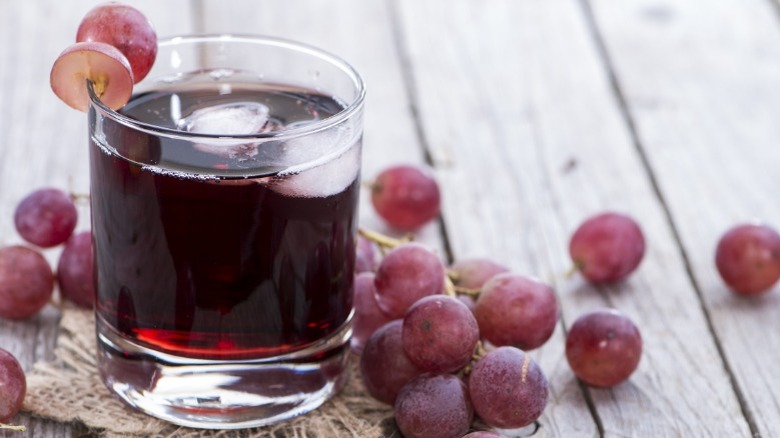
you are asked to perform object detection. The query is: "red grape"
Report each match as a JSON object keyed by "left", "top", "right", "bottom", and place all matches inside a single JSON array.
[
  {"left": 76, "top": 2, "right": 157, "bottom": 83},
  {"left": 374, "top": 243, "right": 445, "bottom": 319},
  {"left": 450, "top": 257, "right": 509, "bottom": 290},
  {"left": 57, "top": 231, "right": 95, "bottom": 309},
  {"left": 569, "top": 212, "right": 645, "bottom": 284},
  {"left": 469, "top": 346, "right": 548, "bottom": 429},
  {"left": 371, "top": 164, "right": 441, "bottom": 230},
  {"left": 715, "top": 223, "right": 780, "bottom": 295},
  {"left": 352, "top": 272, "right": 393, "bottom": 352},
  {"left": 50, "top": 41, "right": 134, "bottom": 111},
  {"left": 394, "top": 373, "right": 473, "bottom": 438},
  {"left": 565, "top": 309, "right": 642, "bottom": 388},
  {"left": 360, "top": 321, "right": 424, "bottom": 404},
  {"left": 355, "top": 234, "right": 377, "bottom": 274},
  {"left": 402, "top": 295, "right": 479, "bottom": 373},
  {"left": 14, "top": 188, "right": 78, "bottom": 248},
  {"left": 0, "top": 349, "right": 26, "bottom": 422},
  {"left": 456, "top": 294, "right": 476, "bottom": 312},
  {"left": 0, "top": 246, "right": 55, "bottom": 320},
  {"left": 474, "top": 274, "right": 558, "bottom": 350}
]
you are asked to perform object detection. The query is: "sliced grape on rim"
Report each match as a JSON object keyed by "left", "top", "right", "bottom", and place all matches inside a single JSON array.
[{"left": 50, "top": 41, "right": 134, "bottom": 112}]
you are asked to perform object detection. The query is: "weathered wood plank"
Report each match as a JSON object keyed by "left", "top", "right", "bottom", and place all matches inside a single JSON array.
[
  {"left": 0, "top": 1, "right": 195, "bottom": 436},
  {"left": 396, "top": 0, "right": 750, "bottom": 436},
  {"left": 589, "top": 0, "right": 780, "bottom": 435},
  {"left": 196, "top": 0, "right": 446, "bottom": 252}
]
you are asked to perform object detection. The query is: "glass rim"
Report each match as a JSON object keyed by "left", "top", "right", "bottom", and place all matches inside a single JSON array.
[{"left": 88, "top": 33, "right": 366, "bottom": 141}]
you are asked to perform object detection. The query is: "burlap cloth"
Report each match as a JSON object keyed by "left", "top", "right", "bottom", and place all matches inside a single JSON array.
[{"left": 22, "top": 307, "right": 396, "bottom": 437}]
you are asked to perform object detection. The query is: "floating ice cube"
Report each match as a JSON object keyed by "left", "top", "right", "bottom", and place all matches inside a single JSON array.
[
  {"left": 270, "top": 139, "right": 361, "bottom": 198},
  {"left": 180, "top": 102, "right": 269, "bottom": 135},
  {"left": 179, "top": 102, "right": 269, "bottom": 159}
]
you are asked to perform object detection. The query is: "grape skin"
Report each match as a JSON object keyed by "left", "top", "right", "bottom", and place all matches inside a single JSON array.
[
  {"left": 0, "top": 246, "right": 55, "bottom": 320},
  {"left": 394, "top": 373, "right": 473, "bottom": 438},
  {"left": 371, "top": 164, "right": 441, "bottom": 230},
  {"left": 374, "top": 243, "right": 445, "bottom": 319},
  {"left": 469, "top": 346, "right": 548, "bottom": 429},
  {"left": 565, "top": 309, "right": 642, "bottom": 388},
  {"left": 57, "top": 231, "right": 95, "bottom": 309},
  {"left": 402, "top": 295, "right": 479, "bottom": 373},
  {"left": 450, "top": 257, "right": 509, "bottom": 290},
  {"left": 360, "top": 321, "right": 424, "bottom": 404},
  {"left": 76, "top": 2, "right": 158, "bottom": 83},
  {"left": 355, "top": 235, "right": 377, "bottom": 274},
  {"left": 715, "top": 223, "right": 780, "bottom": 295},
  {"left": 351, "top": 272, "right": 393, "bottom": 353},
  {"left": 474, "top": 274, "right": 558, "bottom": 350},
  {"left": 14, "top": 188, "right": 78, "bottom": 248},
  {"left": 569, "top": 212, "right": 645, "bottom": 284},
  {"left": 0, "top": 348, "right": 26, "bottom": 422}
]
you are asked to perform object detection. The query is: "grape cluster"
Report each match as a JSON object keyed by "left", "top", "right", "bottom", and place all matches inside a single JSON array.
[
  {"left": 0, "top": 188, "right": 95, "bottom": 320},
  {"left": 354, "top": 197, "right": 655, "bottom": 436},
  {"left": 356, "top": 236, "right": 554, "bottom": 437},
  {"left": 50, "top": 2, "right": 157, "bottom": 111}
]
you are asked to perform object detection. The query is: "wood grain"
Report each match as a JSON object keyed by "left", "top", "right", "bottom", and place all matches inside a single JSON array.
[
  {"left": 589, "top": 0, "right": 780, "bottom": 435},
  {"left": 395, "top": 0, "right": 750, "bottom": 436}
]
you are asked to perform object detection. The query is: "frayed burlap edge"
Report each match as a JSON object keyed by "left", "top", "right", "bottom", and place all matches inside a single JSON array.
[{"left": 22, "top": 306, "right": 395, "bottom": 437}]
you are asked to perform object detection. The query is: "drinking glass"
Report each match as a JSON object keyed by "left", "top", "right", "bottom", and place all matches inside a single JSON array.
[{"left": 87, "top": 35, "right": 365, "bottom": 429}]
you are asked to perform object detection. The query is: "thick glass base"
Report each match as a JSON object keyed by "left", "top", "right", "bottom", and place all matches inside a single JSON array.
[{"left": 96, "top": 316, "right": 351, "bottom": 429}]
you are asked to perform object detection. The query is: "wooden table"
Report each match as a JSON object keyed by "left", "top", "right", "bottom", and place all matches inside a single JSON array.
[{"left": 2, "top": 0, "right": 780, "bottom": 436}]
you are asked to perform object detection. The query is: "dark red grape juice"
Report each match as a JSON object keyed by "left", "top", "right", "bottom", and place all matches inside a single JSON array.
[{"left": 90, "top": 83, "right": 360, "bottom": 360}]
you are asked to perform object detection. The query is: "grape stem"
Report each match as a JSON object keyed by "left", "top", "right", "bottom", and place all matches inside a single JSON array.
[
  {"left": 472, "top": 340, "right": 487, "bottom": 361},
  {"left": 0, "top": 424, "right": 27, "bottom": 432},
  {"left": 444, "top": 275, "right": 456, "bottom": 297},
  {"left": 358, "top": 228, "right": 412, "bottom": 250},
  {"left": 564, "top": 263, "right": 581, "bottom": 279},
  {"left": 70, "top": 192, "right": 90, "bottom": 205},
  {"left": 453, "top": 286, "right": 481, "bottom": 297}
]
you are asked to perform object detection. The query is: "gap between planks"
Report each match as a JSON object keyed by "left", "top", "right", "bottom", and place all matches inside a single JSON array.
[
  {"left": 385, "top": 0, "right": 455, "bottom": 265},
  {"left": 576, "top": 0, "right": 759, "bottom": 436}
]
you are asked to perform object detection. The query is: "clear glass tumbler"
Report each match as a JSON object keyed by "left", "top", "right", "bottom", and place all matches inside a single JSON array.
[{"left": 87, "top": 35, "right": 365, "bottom": 429}]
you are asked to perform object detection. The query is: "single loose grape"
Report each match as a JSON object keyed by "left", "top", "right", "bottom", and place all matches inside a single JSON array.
[
  {"left": 394, "top": 373, "right": 473, "bottom": 438},
  {"left": 565, "top": 309, "right": 642, "bottom": 388},
  {"left": 14, "top": 188, "right": 78, "bottom": 248},
  {"left": 371, "top": 164, "right": 441, "bottom": 230},
  {"left": 360, "top": 321, "right": 424, "bottom": 404},
  {"left": 715, "top": 223, "right": 780, "bottom": 295},
  {"left": 76, "top": 2, "right": 158, "bottom": 83},
  {"left": 569, "top": 212, "right": 645, "bottom": 284},
  {"left": 352, "top": 272, "right": 393, "bottom": 353},
  {"left": 57, "top": 231, "right": 95, "bottom": 308},
  {"left": 374, "top": 243, "right": 445, "bottom": 319},
  {"left": 469, "top": 346, "right": 548, "bottom": 429},
  {"left": 450, "top": 257, "right": 509, "bottom": 290},
  {"left": 0, "top": 348, "right": 26, "bottom": 422},
  {"left": 0, "top": 246, "right": 55, "bottom": 320},
  {"left": 474, "top": 273, "right": 558, "bottom": 350},
  {"left": 402, "top": 295, "right": 479, "bottom": 373}
]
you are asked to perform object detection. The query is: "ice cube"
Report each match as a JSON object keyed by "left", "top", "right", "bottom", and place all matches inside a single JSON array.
[
  {"left": 270, "top": 140, "right": 361, "bottom": 198},
  {"left": 180, "top": 102, "right": 269, "bottom": 135},
  {"left": 179, "top": 102, "right": 269, "bottom": 159}
]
